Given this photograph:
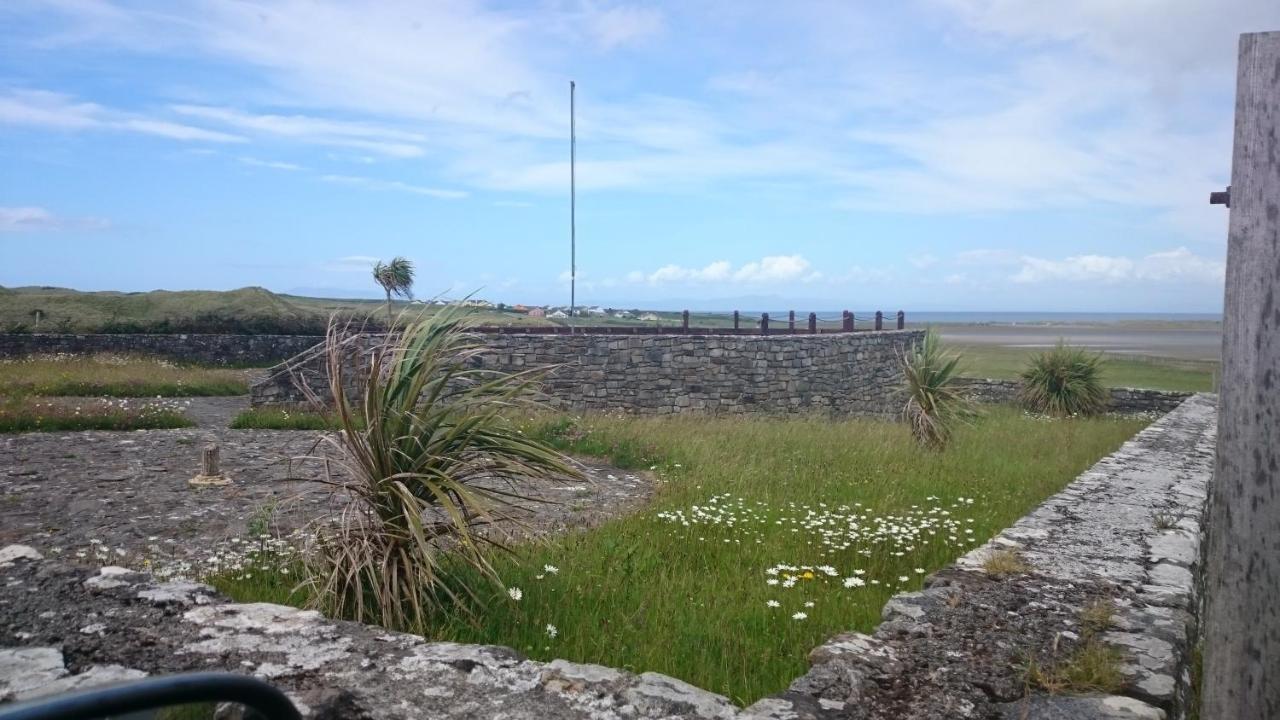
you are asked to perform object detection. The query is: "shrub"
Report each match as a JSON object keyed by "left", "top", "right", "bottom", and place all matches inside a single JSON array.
[
  {"left": 900, "top": 330, "right": 974, "bottom": 449},
  {"left": 300, "top": 305, "right": 580, "bottom": 630},
  {"left": 1019, "top": 341, "right": 1108, "bottom": 416}
]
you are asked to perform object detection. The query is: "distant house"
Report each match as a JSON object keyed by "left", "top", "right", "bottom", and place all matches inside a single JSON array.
[
  {"left": 613, "top": 311, "right": 634, "bottom": 319},
  {"left": 528, "top": 307, "right": 546, "bottom": 318},
  {"left": 640, "top": 313, "right": 660, "bottom": 321},
  {"left": 512, "top": 304, "right": 530, "bottom": 314},
  {"left": 586, "top": 306, "right": 608, "bottom": 317},
  {"left": 548, "top": 309, "right": 568, "bottom": 319},
  {"left": 462, "top": 299, "right": 494, "bottom": 308}
]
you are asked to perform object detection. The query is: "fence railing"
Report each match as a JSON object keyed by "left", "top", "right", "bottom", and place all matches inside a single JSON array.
[{"left": 470, "top": 310, "right": 906, "bottom": 335}]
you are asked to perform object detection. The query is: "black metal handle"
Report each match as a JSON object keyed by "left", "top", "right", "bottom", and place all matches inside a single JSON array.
[{"left": 0, "top": 672, "right": 302, "bottom": 720}]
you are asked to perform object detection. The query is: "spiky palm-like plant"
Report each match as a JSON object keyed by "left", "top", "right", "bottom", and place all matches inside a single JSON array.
[
  {"left": 1018, "top": 341, "right": 1108, "bottom": 417},
  {"left": 372, "top": 257, "right": 415, "bottom": 328},
  {"left": 302, "top": 304, "right": 579, "bottom": 630},
  {"left": 900, "top": 330, "right": 974, "bottom": 450}
]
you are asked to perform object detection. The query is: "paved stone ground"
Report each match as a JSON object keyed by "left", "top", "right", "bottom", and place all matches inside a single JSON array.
[{"left": 0, "top": 411, "right": 656, "bottom": 572}]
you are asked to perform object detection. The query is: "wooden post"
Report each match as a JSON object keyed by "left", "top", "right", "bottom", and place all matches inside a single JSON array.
[
  {"left": 733, "top": 310, "right": 740, "bottom": 333},
  {"left": 189, "top": 443, "right": 230, "bottom": 487},
  {"left": 874, "top": 311, "right": 883, "bottom": 331},
  {"left": 1203, "top": 30, "right": 1280, "bottom": 720},
  {"left": 682, "top": 310, "right": 689, "bottom": 333},
  {"left": 788, "top": 310, "right": 796, "bottom": 333},
  {"left": 897, "top": 310, "right": 905, "bottom": 330},
  {"left": 808, "top": 312, "right": 817, "bottom": 334},
  {"left": 761, "top": 313, "right": 770, "bottom": 336}
]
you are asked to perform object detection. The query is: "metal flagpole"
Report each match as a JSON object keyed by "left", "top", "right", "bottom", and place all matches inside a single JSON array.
[{"left": 569, "top": 80, "right": 576, "bottom": 325}]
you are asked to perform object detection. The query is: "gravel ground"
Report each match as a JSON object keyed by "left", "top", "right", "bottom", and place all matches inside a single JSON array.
[{"left": 0, "top": 399, "right": 655, "bottom": 571}]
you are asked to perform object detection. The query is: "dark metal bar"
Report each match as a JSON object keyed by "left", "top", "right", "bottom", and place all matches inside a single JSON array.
[
  {"left": 761, "top": 312, "right": 770, "bottom": 336},
  {"left": 0, "top": 672, "right": 301, "bottom": 720},
  {"left": 874, "top": 311, "right": 883, "bottom": 331},
  {"left": 897, "top": 310, "right": 905, "bottom": 330},
  {"left": 808, "top": 312, "right": 817, "bottom": 333},
  {"left": 682, "top": 310, "right": 689, "bottom": 333}
]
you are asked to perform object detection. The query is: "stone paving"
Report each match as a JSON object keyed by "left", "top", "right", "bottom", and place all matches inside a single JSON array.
[{"left": 0, "top": 398, "right": 656, "bottom": 573}]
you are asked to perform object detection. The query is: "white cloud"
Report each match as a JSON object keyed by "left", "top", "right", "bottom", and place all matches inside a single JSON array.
[
  {"left": 646, "top": 260, "right": 732, "bottom": 284},
  {"left": 635, "top": 256, "right": 815, "bottom": 286},
  {"left": 172, "top": 105, "right": 427, "bottom": 158},
  {"left": 239, "top": 157, "right": 303, "bottom": 171},
  {"left": 0, "top": 206, "right": 57, "bottom": 231},
  {"left": 0, "top": 88, "right": 244, "bottom": 143},
  {"left": 580, "top": 4, "right": 665, "bottom": 50},
  {"left": 319, "top": 174, "right": 467, "bottom": 200},
  {"left": 1012, "top": 247, "right": 1223, "bottom": 284},
  {"left": 908, "top": 253, "right": 938, "bottom": 269},
  {"left": 733, "top": 255, "right": 811, "bottom": 283},
  {"left": 0, "top": 205, "right": 108, "bottom": 232}
]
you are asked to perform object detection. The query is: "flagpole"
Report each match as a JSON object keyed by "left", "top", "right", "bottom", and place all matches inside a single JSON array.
[{"left": 569, "top": 80, "right": 576, "bottom": 325}]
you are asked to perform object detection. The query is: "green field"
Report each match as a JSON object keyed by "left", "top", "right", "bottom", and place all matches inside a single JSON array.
[
  {"left": 210, "top": 408, "right": 1145, "bottom": 705},
  {"left": 953, "top": 343, "right": 1218, "bottom": 393},
  {"left": 0, "top": 354, "right": 255, "bottom": 396}
]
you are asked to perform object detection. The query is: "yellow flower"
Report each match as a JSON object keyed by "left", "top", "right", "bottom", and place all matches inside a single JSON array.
[{"left": 801, "top": 571, "right": 815, "bottom": 580}]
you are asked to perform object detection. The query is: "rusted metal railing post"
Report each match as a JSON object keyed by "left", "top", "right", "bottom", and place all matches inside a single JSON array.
[
  {"left": 681, "top": 310, "right": 689, "bottom": 333},
  {"left": 842, "top": 310, "right": 852, "bottom": 332},
  {"left": 897, "top": 310, "right": 905, "bottom": 330},
  {"left": 808, "top": 312, "right": 817, "bottom": 333},
  {"left": 788, "top": 310, "right": 795, "bottom": 333},
  {"left": 733, "top": 310, "right": 740, "bottom": 333},
  {"left": 761, "top": 313, "right": 770, "bottom": 336},
  {"left": 874, "top": 311, "right": 883, "bottom": 331}
]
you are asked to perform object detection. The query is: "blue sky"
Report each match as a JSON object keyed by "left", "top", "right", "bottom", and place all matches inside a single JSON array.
[{"left": 1, "top": 1, "right": 1276, "bottom": 311}]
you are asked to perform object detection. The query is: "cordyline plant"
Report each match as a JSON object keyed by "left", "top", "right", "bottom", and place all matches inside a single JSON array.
[
  {"left": 1019, "top": 341, "right": 1108, "bottom": 417},
  {"left": 899, "top": 329, "right": 976, "bottom": 450},
  {"left": 299, "top": 304, "right": 580, "bottom": 630}
]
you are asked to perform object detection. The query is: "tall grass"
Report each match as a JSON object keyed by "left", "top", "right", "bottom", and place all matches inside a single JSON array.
[
  {"left": 0, "top": 396, "right": 192, "bottom": 432},
  {"left": 1019, "top": 342, "right": 1109, "bottom": 416},
  {"left": 297, "top": 306, "right": 580, "bottom": 630},
  {"left": 0, "top": 354, "right": 252, "bottom": 396},
  {"left": 217, "top": 408, "right": 1145, "bottom": 704}
]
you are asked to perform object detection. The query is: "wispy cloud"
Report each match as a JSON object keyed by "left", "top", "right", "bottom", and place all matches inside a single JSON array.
[
  {"left": 1012, "top": 247, "right": 1224, "bottom": 284},
  {"left": 239, "top": 156, "right": 303, "bottom": 171},
  {"left": 173, "top": 105, "right": 427, "bottom": 158},
  {"left": 636, "top": 255, "right": 816, "bottom": 286},
  {"left": 0, "top": 89, "right": 244, "bottom": 143},
  {"left": 0, "top": 206, "right": 108, "bottom": 232},
  {"left": 319, "top": 174, "right": 467, "bottom": 200}
]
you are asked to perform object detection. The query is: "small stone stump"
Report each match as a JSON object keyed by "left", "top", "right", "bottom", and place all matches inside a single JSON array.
[{"left": 188, "top": 445, "right": 230, "bottom": 487}]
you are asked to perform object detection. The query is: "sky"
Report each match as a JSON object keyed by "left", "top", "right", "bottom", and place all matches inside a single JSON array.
[{"left": 1, "top": 1, "right": 1276, "bottom": 312}]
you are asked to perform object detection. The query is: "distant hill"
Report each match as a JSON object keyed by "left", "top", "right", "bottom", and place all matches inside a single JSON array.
[
  {"left": 0, "top": 286, "right": 338, "bottom": 334},
  {"left": 0, "top": 286, "right": 554, "bottom": 334}
]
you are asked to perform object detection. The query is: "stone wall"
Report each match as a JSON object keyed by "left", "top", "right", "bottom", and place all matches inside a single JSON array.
[
  {"left": 956, "top": 377, "right": 1192, "bottom": 414},
  {"left": 0, "top": 394, "right": 1216, "bottom": 719},
  {"left": 251, "top": 330, "right": 925, "bottom": 417},
  {"left": 0, "top": 333, "right": 324, "bottom": 366}
]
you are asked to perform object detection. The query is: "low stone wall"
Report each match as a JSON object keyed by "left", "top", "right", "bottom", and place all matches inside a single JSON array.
[
  {"left": 252, "top": 330, "right": 925, "bottom": 417},
  {"left": 0, "top": 394, "right": 1216, "bottom": 719},
  {"left": 0, "top": 333, "right": 324, "bottom": 366},
  {"left": 957, "top": 377, "right": 1192, "bottom": 414},
  {"left": 759, "top": 393, "right": 1216, "bottom": 719}
]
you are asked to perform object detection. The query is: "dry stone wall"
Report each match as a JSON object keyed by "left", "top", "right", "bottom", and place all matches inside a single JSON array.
[
  {"left": 251, "top": 330, "right": 925, "bottom": 418},
  {"left": 956, "top": 377, "right": 1192, "bottom": 415},
  {"left": 0, "top": 333, "right": 324, "bottom": 366}
]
